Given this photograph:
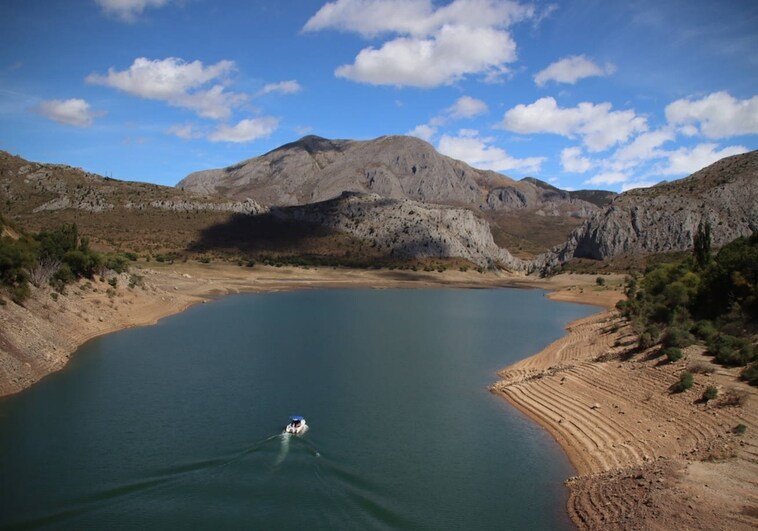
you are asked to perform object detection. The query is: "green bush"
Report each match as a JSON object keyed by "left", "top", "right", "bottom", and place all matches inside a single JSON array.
[
  {"left": 673, "top": 372, "right": 694, "bottom": 393},
  {"left": 664, "top": 347, "right": 683, "bottom": 363},
  {"left": 734, "top": 424, "right": 747, "bottom": 434},
  {"left": 662, "top": 326, "right": 695, "bottom": 348},
  {"left": 702, "top": 386, "right": 718, "bottom": 403},
  {"left": 707, "top": 335, "right": 756, "bottom": 367},
  {"left": 596, "top": 276, "right": 605, "bottom": 286},
  {"left": 691, "top": 320, "right": 718, "bottom": 341}
]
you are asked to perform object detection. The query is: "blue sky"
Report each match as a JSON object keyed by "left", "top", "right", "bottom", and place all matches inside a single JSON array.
[{"left": 1, "top": 0, "right": 756, "bottom": 192}]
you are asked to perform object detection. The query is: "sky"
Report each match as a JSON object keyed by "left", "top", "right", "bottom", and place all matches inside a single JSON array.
[{"left": 1, "top": 0, "right": 757, "bottom": 192}]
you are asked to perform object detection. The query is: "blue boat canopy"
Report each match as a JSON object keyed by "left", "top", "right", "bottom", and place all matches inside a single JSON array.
[{"left": 289, "top": 416, "right": 305, "bottom": 421}]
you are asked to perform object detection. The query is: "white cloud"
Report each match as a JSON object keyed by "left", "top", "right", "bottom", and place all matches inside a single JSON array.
[
  {"left": 659, "top": 143, "right": 748, "bottom": 175},
  {"left": 534, "top": 55, "right": 616, "bottom": 86},
  {"left": 95, "top": 0, "right": 172, "bottom": 22},
  {"left": 584, "top": 172, "right": 628, "bottom": 186},
  {"left": 306, "top": 0, "right": 531, "bottom": 87},
  {"left": 257, "top": 80, "right": 302, "bottom": 96},
  {"left": 613, "top": 129, "right": 674, "bottom": 163},
  {"left": 34, "top": 98, "right": 101, "bottom": 127},
  {"left": 447, "top": 95, "right": 488, "bottom": 118},
  {"left": 437, "top": 130, "right": 544, "bottom": 173},
  {"left": 87, "top": 57, "right": 244, "bottom": 119},
  {"left": 208, "top": 117, "right": 279, "bottom": 143},
  {"left": 665, "top": 91, "right": 758, "bottom": 138},
  {"left": 407, "top": 95, "right": 488, "bottom": 143},
  {"left": 335, "top": 25, "right": 517, "bottom": 87},
  {"left": 303, "top": 0, "right": 532, "bottom": 37},
  {"left": 167, "top": 124, "right": 200, "bottom": 139},
  {"left": 560, "top": 147, "right": 592, "bottom": 173},
  {"left": 407, "top": 124, "right": 437, "bottom": 142},
  {"left": 500, "top": 97, "right": 647, "bottom": 152}
]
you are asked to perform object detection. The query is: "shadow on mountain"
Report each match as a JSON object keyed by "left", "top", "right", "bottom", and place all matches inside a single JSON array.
[{"left": 189, "top": 212, "right": 350, "bottom": 255}]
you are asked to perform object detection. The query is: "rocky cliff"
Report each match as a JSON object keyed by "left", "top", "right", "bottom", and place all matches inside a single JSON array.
[
  {"left": 547, "top": 150, "right": 758, "bottom": 264},
  {"left": 278, "top": 192, "right": 524, "bottom": 269}
]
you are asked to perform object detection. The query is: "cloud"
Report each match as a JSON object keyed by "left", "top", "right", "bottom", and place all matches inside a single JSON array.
[
  {"left": 407, "top": 124, "right": 437, "bottom": 142},
  {"left": 305, "top": 0, "right": 531, "bottom": 87},
  {"left": 437, "top": 130, "right": 544, "bottom": 173},
  {"left": 208, "top": 117, "right": 279, "bottom": 143},
  {"left": 534, "top": 55, "right": 615, "bottom": 86},
  {"left": 87, "top": 57, "right": 244, "bottom": 119},
  {"left": 560, "top": 147, "right": 592, "bottom": 173},
  {"left": 304, "top": 0, "right": 532, "bottom": 37},
  {"left": 335, "top": 25, "right": 516, "bottom": 87},
  {"left": 665, "top": 91, "right": 758, "bottom": 138},
  {"left": 500, "top": 97, "right": 647, "bottom": 152},
  {"left": 33, "top": 98, "right": 102, "bottom": 127},
  {"left": 167, "top": 124, "right": 201, "bottom": 139},
  {"left": 95, "top": 0, "right": 172, "bottom": 22},
  {"left": 584, "top": 172, "right": 629, "bottom": 186},
  {"left": 613, "top": 129, "right": 675, "bottom": 163},
  {"left": 407, "top": 95, "right": 488, "bottom": 142},
  {"left": 257, "top": 80, "right": 302, "bottom": 96},
  {"left": 447, "top": 95, "right": 488, "bottom": 118},
  {"left": 659, "top": 143, "right": 748, "bottom": 175}
]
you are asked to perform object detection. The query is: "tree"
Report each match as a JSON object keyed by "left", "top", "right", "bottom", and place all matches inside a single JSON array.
[{"left": 693, "top": 220, "right": 712, "bottom": 269}]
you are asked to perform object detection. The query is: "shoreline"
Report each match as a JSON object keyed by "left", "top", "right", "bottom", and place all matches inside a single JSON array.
[{"left": 493, "top": 295, "right": 758, "bottom": 529}]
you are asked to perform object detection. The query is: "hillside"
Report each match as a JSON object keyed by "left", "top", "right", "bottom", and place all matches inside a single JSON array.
[
  {"left": 0, "top": 151, "right": 520, "bottom": 268},
  {"left": 178, "top": 135, "right": 611, "bottom": 256},
  {"left": 546, "top": 150, "right": 758, "bottom": 265}
]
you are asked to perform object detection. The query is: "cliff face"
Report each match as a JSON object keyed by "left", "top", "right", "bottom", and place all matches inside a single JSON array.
[
  {"left": 277, "top": 192, "right": 524, "bottom": 269},
  {"left": 551, "top": 150, "right": 758, "bottom": 263}
]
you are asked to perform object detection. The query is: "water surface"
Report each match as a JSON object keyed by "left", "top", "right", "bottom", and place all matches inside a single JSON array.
[{"left": 0, "top": 288, "right": 596, "bottom": 530}]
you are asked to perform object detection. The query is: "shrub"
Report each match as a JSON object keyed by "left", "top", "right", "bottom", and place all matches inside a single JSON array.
[
  {"left": 742, "top": 362, "right": 758, "bottom": 386},
  {"left": 708, "top": 335, "right": 756, "bottom": 367},
  {"left": 673, "top": 372, "right": 694, "bottom": 393},
  {"left": 664, "top": 347, "right": 683, "bottom": 363},
  {"left": 662, "top": 326, "right": 695, "bottom": 348},
  {"left": 692, "top": 320, "right": 718, "bottom": 341},
  {"left": 596, "top": 276, "right": 605, "bottom": 286},
  {"left": 687, "top": 362, "right": 715, "bottom": 375},
  {"left": 702, "top": 386, "right": 718, "bottom": 403},
  {"left": 733, "top": 424, "right": 747, "bottom": 434}
]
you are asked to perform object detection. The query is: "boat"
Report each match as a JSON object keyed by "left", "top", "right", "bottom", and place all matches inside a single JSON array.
[{"left": 285, "top": 416, "right": 308, "bottom": 435}]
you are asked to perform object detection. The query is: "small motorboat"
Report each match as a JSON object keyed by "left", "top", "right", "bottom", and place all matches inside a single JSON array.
[{"left": 285, "top": 416, "right": 308, "bottom": 435}]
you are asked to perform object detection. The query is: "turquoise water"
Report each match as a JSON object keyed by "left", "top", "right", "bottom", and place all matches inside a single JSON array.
[{"left": 0, "top": 288, "right": 596, "bottom": 530}]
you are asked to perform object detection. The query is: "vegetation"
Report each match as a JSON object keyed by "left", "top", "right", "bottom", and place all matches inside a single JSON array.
[
  {"left": 673, "top": 372, "right": 694, "bottom": 393},
  {"left": 0, "top": 222, "right": 134, "bottom": 302},
  {"left": 702, "top": 386, "right": 718, "bottom": 403},
  {"left": 617, "top": 229, "right": 758, "bottom": 385}
]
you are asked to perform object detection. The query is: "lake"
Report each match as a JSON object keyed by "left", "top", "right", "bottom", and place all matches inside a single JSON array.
[{"left": 0, "top": 288, "right": 596, "bottom": 530}]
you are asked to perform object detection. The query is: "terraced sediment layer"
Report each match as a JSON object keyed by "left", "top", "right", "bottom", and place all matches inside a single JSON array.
[{"left": 493, "top": 307, "right": 758, "bottom": 530}]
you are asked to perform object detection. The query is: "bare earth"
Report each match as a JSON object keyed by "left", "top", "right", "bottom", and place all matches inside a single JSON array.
[
  {"left": 493, "top": 290, "right": 758, "bottom": 530},
  {"left": 2, "top": 265, "right": 756, "bottom": 529}
]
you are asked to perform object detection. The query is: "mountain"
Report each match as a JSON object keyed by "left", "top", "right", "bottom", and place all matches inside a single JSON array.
[
  {"left": 0, "top": 150, "right": 266, "bottom": 254},
  {"left": 178, "top": 135, "right": 613, "bottom": 255},
  {"left": 0, "top": 151, "right": 521, "bottom": 268},
  {"left": 546, "top": 150, "right": 758, "bottom": 265}
]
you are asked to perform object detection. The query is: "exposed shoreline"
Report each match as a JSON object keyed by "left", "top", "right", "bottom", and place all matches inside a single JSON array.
[
  {"left": 493, "top": 292, "right": 758, "bottom": 529},
  {"left": 2, "top": 264, "right": 755, "bottom": 529}
]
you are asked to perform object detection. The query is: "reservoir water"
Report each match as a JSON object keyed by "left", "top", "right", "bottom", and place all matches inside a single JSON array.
[{"left": 0, "top": 288, "right": 596, "bottom": 530}]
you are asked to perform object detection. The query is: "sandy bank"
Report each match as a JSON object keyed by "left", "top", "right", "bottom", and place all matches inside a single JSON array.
[{"left": 493, "top": 301, "right": 758, "bottom": 529}]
